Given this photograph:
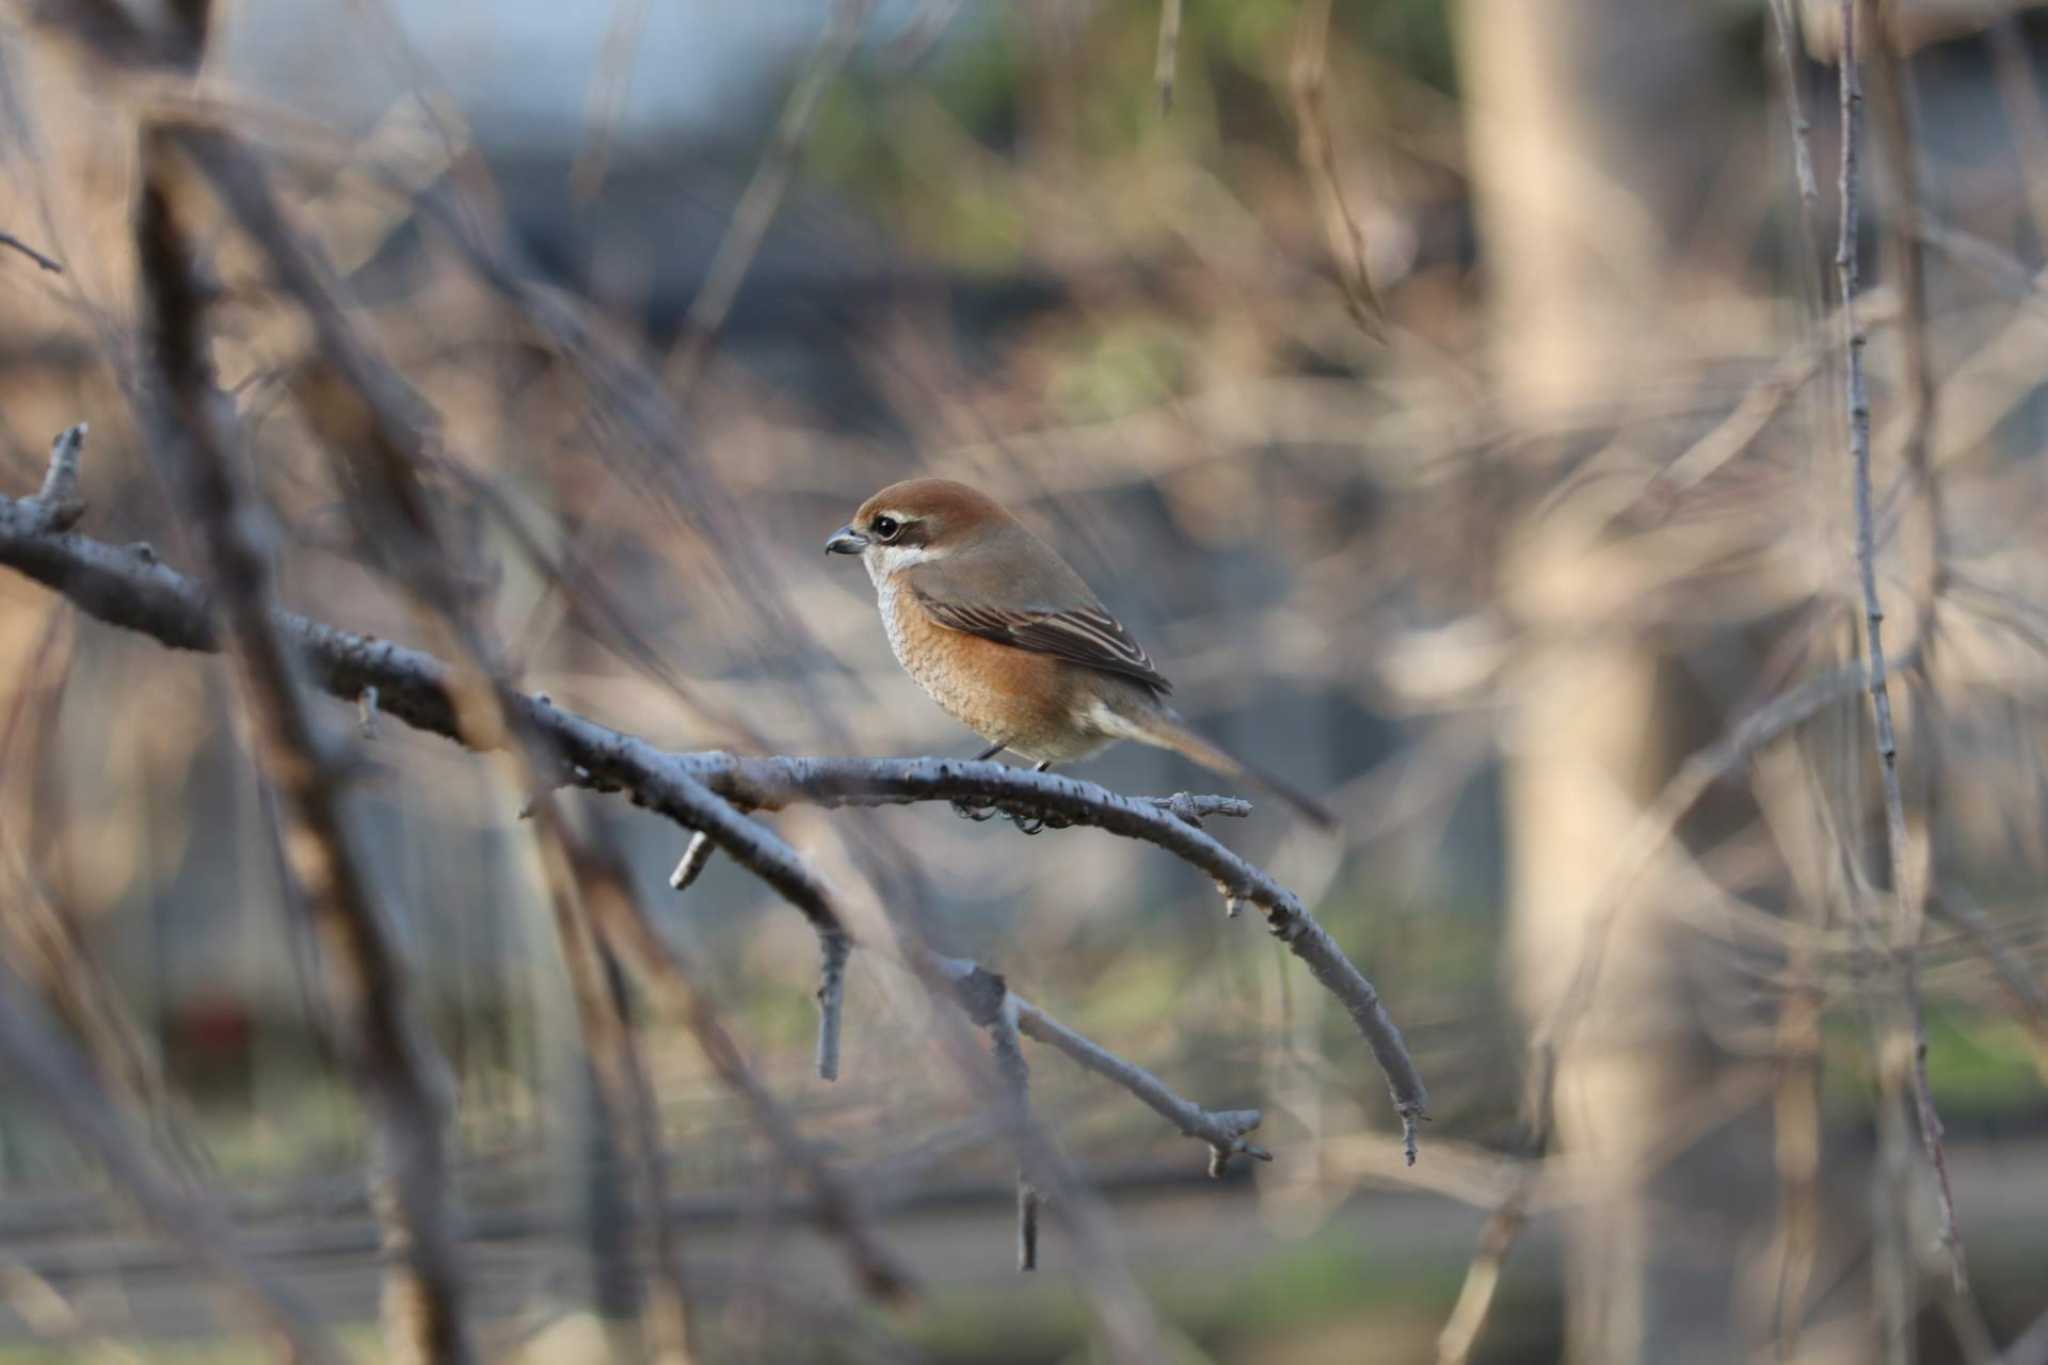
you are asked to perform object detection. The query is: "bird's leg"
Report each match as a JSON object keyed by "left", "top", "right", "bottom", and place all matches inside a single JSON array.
[
  {"left": 1033, "top": 761, "right": 1053, "bottom": 772},
  {"left": 972, "top": 741, "right": 1006, "bottom": 761}
]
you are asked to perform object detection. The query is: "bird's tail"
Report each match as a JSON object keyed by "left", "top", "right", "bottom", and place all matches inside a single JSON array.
[{"left": 1122, "top": 710, "right": 1338, "bottom": 829}]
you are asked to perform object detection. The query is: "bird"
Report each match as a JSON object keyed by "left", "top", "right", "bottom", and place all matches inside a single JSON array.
[{"left": 825, "top": 477, "right": 1335, "bottom": 826}]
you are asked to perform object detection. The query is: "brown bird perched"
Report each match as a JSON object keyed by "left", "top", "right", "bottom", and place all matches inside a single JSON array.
[{"left": 826, "top": 478, "right": 1335, "bottom": 826}]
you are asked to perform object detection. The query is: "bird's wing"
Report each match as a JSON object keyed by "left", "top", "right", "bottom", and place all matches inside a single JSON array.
[
  {"left": 911, "top": 592, "right": 1173, "bottom": 695},
  {"left": 904, "top": 523, "right": 1175, "bottom": 694}
]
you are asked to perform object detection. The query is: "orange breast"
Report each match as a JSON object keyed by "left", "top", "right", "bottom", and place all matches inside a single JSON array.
[{"left": 881, "top": 582, "right": 1104, "bottom": 761}]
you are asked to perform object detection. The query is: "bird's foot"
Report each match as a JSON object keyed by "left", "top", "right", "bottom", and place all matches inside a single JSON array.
[{"left": 949, "top": 797, "right": 1075, "bottom": 835}]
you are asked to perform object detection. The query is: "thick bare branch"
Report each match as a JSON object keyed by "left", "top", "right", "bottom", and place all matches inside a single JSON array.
[
  {"left": 133, "top": 132, "right": 476, "bottom": 1365},
  {"left": 0, "top": 492, "right": 1428, "bottom": 1157}
]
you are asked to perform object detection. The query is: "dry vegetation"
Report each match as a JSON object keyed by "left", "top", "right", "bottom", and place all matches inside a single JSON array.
[{"left": 0, "top": 1, "right": 2046, "bottom": 1362}]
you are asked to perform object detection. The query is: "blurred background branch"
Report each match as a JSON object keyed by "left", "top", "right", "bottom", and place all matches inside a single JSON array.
[{"left": 1, "top": 0, "right": 2047, "bottom": 1361}]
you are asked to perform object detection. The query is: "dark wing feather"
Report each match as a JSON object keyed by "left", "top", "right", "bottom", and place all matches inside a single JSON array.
[{"left": 915, "top": 592, "right": 1173, "bottom": 695}]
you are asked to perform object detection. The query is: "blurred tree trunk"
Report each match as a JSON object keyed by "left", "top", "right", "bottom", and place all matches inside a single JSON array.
[{"left": 1452, "top": 4, "right": 1782, "bottom": 1361}]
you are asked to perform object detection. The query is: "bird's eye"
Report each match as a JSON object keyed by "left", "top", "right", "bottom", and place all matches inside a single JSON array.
[{"left": 870, "top": 515, "right": 902, "bottom": 542}]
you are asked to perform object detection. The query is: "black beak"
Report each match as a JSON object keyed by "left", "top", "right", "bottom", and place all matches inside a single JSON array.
[{"left": 824, "top": 525, "right": 869, "bottom": 555}]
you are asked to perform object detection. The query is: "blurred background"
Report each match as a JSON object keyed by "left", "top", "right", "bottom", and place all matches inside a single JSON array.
[{"left": 2, "top": 0, "right": 2048, "bottom": 1360}]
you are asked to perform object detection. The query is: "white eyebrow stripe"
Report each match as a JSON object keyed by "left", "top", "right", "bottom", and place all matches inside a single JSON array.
[{"left": 868, "top": 541, "right": 948, "bottom": 579}]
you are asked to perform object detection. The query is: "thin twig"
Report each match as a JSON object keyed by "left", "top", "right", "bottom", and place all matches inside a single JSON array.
[
  {"left": 1766, "top": 0, "right": 1826, "bottom": 319},
  {"left": 1290, "top": 0, "right": 1382, "bottom": 338},
  {"left": 1754, "top": 744, "right": 1835, "bottom": 1355},
  {"left": 1877, "top": 26, "right": 1970, "bottom": 1320},
  {"left": 1526, "top": 647, "right": 1920, "bottom": 1129},
  {"left": 1915, "top": 219, "right": 2048, "bottom": 300},
  {"left": 1835, "top": 0, "right": 1964, "bottom": 1288},
  {"left": 1929, "top": 892, "right": 2048, "bottom": 1046},
  {"left": 927, "top": 954, "right": 1268, "bottom": 1174},
  {"left": 0, "top": 229, "right": 62, "bottom": 273},
  {"left": 711, "top": 756, "right": 1425, "bottom": 1156},
  {"left": 0, "top": 613, "right": 212, "bottom": 1188},
  {"left": 577, "top": 850, "right": 917, "bottom": 1303},
  {"left": 571, "top": 0, "right": 652, "bottom": 200},
  {"left": 1645, "top": 296, "right": 1899, "bottom": 512},
  {"left": 671, "top": 0, "right": 876, "bottom": 393},
  {"left": 891, "top": 935, "right": 1169, "bottom": 1362},
  {"left": 0, "top": 849, "right": 213, "bottom": 1186},
  {"left": 1435, "top": 1192, "right": 1529, "bottom": 1365}
]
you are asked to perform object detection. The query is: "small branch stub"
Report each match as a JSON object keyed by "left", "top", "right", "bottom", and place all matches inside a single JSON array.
[
  {"left": 1201, "top": 1110, "right": 1271, "bottom": 1177},
  {"left": 1149, "top": 791, "right": 1250, "bottom": 827},
  {"left": 24, "top": 425, "right": 87, "bottom": 534},
  {"left": 667, "top": 830, "right": 716, "bottom": 891}
]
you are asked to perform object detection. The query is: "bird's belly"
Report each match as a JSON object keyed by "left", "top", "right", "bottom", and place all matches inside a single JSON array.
[{"left": 878, "top": 582, "right": 1107, "bottom": 761}]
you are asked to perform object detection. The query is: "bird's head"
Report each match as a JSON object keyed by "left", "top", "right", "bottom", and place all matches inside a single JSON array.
[{"left": 825, "top": 478, "right": 1013, "bottom": 582}]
